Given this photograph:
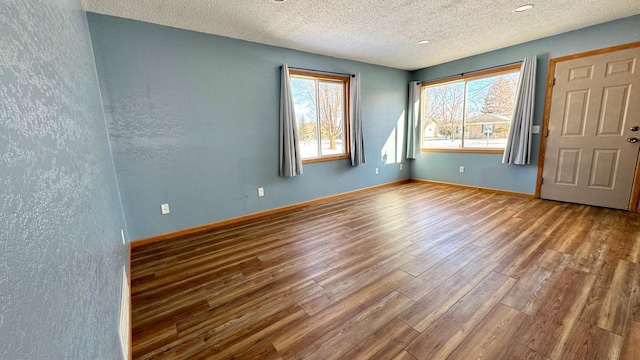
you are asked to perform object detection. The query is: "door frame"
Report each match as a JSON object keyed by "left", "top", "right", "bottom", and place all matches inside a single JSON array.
[{"left": 535, "top": 41, "right": 640, "bottom": 211}]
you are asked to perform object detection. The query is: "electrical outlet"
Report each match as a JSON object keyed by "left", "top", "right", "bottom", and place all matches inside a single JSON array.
[
  {"left": 532, "top": 125, "right": 540, "bottom": 134},
  {"left": 459, "top": 166, "right": 465, "bottom": 173},
  {"left": 258, "top": 187, "right": 264, "bottom": 197},
  {"left": 161, "top": 203, "right": 170, "bottom": 214},
  {"left": 399, "top": 164, "right": 403, "bottom": 171},
  {"left": 375, "top": 168, "right": 379, "bottom": 175}
]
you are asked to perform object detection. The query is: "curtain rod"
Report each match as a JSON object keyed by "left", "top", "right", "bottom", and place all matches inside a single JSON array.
[
  {"left": 288, "top": 66, "right": 355, "bottom": 77},
  {"left": 416, "top": 60, "right": 522, "bottom": 84}
]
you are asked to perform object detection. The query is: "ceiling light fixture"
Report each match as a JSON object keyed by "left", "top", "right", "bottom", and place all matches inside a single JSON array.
[
  {"left": 417, "top": 40, "right": 430, "bottom": 45},
  {"left": 273, "top": 0, "right": 287, "bottom": 2},
  {"left": 514, "top": 4, "right": 534, "bottom": 12}
]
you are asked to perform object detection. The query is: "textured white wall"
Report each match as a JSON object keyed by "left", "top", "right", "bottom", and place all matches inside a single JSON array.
[{"left": 0, "top": 0, "right": 128, "bottom": 358}]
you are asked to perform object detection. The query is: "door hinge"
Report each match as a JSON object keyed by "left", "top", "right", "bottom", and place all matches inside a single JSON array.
[
  {"left": 552, "top": 78, "right": 556, "bottom": 86},
  {"left": 541, "top": 178, "right": 544, "bottom": 185},
  {"left": 546, "top": 128, "right": 550, "bottom": 137}
]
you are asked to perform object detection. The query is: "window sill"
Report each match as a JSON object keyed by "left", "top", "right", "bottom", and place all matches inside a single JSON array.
[
  {"left": 421, "top": 148, "right": 505, "bottom": 154},
  {"left": 302, "top": 154, "right": 350, "bottom": 164}
]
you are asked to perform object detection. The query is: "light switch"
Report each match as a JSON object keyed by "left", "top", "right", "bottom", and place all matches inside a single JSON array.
[{"left": 161, "top": 203, "right": 170, "bottom": 214}]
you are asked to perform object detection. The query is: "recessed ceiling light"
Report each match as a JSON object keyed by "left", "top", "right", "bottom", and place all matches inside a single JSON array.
[
  {"left": 273, "top": 0, "right": 286, "bottom": 2},
  {"left": 514, "top": 4, "right": 534, "bottom": 12},
  {"left": 417, "top": 40, "right": 430, "bottom": 45}
]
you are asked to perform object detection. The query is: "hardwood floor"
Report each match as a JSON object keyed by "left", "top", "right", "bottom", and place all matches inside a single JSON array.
[{"left": 130, "top": 183, "right": 640, "bottom": 359}]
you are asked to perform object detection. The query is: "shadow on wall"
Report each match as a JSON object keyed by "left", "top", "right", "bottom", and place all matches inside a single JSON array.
[{"left": 379, "top": 111, "right": 406, "bottom": 167}]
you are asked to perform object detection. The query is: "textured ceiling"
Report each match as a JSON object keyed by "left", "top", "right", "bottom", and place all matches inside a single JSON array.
[{"left": 82, "top": 0, "right": 640, "bottom": 70}]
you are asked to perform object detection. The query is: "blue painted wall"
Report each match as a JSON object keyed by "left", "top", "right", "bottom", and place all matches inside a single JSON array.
[
  {"left": 1, "top": 4, "right": 636, "bottom": 356},
  {"left": 411, "top": 15, "right": 640, "bottom": 194},
  {"left": 0, "top": 0, "right": 128, "bottom": 359},
  {"left": 86, "top": 13, "right": 639, "bottom": 241},
  {"left": 87, "top": 14, "right": 411, "bottom": 241}
]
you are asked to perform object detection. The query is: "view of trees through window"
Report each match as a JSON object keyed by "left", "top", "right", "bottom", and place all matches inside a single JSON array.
[
  {"left": 422, "top": 67, "right": 520, "bottom": 149},
  {"left": 291, "top": 73, "right": 348, "bottom": 160}
]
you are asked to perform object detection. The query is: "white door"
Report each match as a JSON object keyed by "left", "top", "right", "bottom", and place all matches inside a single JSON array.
[{"left": 541, "top": 46, "right": 640, "bottom": 210}]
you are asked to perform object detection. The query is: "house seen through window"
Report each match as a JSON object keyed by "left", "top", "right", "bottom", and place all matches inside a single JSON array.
[
  {"left": 422, "top": 65, "right": 520, "bottom": 151},
  {"left": 290, "top": 71, "right": 350, "bottom": 162}
]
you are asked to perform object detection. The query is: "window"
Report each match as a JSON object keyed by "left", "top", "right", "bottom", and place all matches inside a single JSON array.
[
  {"left": 421, "top": 65, "right": 521, "bottom": 152},
  {"left": 290, "top": 71, "right": 350, "bottom": 162}
]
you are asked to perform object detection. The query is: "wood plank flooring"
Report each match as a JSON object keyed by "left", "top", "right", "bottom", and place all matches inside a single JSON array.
[{"left": 130, "top": 183, "right": 640, "bottom": 359}]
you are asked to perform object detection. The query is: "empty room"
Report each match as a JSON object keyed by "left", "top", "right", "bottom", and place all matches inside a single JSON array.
[{"left": 3, "top": 0, "right": 640, "bottom": 359}]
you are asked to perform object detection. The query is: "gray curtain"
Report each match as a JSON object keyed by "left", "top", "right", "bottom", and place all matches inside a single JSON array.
[
  {"left": 279, "top": 64, "right": 303, "bottom": 176},
  {"left": 503, "top": 55, "right": 537, "bottom": 165},
  {"left": 350, "top": 73, "right": 365, "bottom": 166},
  {"left": 406, "top": 81, "right": 421, "bottom": 159}
]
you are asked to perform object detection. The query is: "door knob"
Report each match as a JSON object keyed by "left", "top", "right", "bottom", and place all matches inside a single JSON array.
[
  {"left": 628, "top": 137, "right": 639, "bottom": 143},
  {"left": 631, "top": 126, "right": 640, "bottom": 131}
]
